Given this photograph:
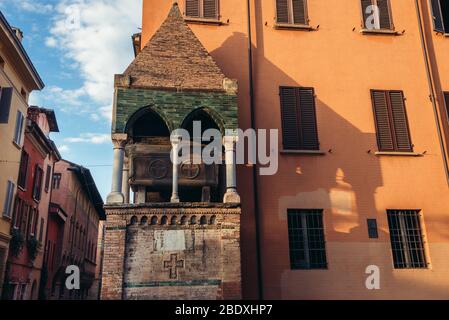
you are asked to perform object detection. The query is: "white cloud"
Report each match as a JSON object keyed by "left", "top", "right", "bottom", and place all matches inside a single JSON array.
[
  {"left": 39, "top": 0, "right": 141, "bottom": 121},
  {"left": 58, "top": 144, "right": 71, "bottom": 153},
  {"left": 65, "top": 133, "right": 111, "bottom": 145},
  {"left": 45, "top": 37, "right": 57, "bottom": 48},
  {"left": 11, "top": 0, "right": 54, "bottom": 14}
]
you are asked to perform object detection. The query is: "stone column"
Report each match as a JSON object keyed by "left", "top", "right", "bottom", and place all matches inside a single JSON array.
[
  {"left": 170, "top": 135, "right": 181, "bottom": 203},
  {"left": 106, "top": 134, "right": 127, "bottom": 204},
  {"left": 223, "top": 136, "right": 241, "bottom": 203},
  {"left": 122, "top": 158, "right": 130, "bottom": 204}
]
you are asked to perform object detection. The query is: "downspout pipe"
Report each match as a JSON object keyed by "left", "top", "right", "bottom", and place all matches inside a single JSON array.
[
  {"left": 415, "top": 0, "right": 449, "bottom": 185},
  {"left": 246, "top": 0, "right": 264, "bottom": 300}
]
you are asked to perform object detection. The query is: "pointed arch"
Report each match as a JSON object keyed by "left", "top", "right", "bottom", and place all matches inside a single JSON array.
[
  {"left": 181, "top": 107, "right": 226, "bottom": 137},
  {"left": 125, "top": 105, "right": 174, "bottom": 137}
]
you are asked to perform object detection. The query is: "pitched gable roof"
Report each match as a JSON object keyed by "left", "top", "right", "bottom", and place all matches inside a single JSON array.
[{"left": 122, "top": 3, "right": 227, "bottom": 92}]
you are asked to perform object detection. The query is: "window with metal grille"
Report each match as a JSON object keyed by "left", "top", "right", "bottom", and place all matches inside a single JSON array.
[
  {"left": 276, "top": 0, "right": 308, "bottom": 25},
  {"left": 371, "top": 90, "right": 413, "bottom": 152},
  {"left": 280, "top": 87, "right": 319, "bottom": 151},
  {"left": 430, "top": 0, "right": 449, "bottom": 33},
  {"left": 185, "top": 0, "right": 219, "bottom": 20},
  {"left": 361, "top": 0, "right": 393, "bottom": 30},
  {"left": 387, "top": 210, "right": 427, "bottom": 269},
  {"left": 287, "top": 209, "right": 327, "bottom": 269}
]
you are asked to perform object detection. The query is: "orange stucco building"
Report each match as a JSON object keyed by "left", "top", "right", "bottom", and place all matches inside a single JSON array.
[{"left": 139, "top": 0, "right": 449, "bottom": 299}]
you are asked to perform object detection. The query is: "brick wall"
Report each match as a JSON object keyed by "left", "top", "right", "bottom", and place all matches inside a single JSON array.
[{"left": 101, "top": 204, "right": 241, "bottom": 300}]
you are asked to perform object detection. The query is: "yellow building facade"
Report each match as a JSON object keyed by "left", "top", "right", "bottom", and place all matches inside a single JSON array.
[{"left": 0, "top": 12, "right": 44, "bottom": 296}]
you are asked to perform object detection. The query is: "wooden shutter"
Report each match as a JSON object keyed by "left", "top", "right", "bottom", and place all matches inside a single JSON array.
[
  {"left": 0, "top": 87, "right": 13, "bottom": 123},
  {"left": 377, "top": 0, "right": 392, "bottom": 29},
  {"left": 292, "top": 0, "right": 306, "bottom": 24},
  {"left": 186, "top": 0, "right": 200, "bottom": 17},
  {"left": 298, "top": 88, "right": 319, "bottom": 150},
  {"left": 280, "top": 87, "right": 319, "bottom": 150},
  {"left": 280, "top": 87, "right": 301, "bottom": 149},
  {"left": 372, "top": 90, "right": 395, "bottom": 151},
  {"left": 276, "top": 0, "right": 289, "bottom": 23},
  {"left": 372, "top": 90, "right": 412, "bottom": 152},
  {"left": 430, "top": 0, "right": 445, "bottom": 32},
  {"left": 203, "top": 0, "right": 218, "bottom": 19},
  {"left": 361, "top": 0, "right": 374, "bottom": 28},
  {"left": 389, "top": 91, "right": 412, "bottom": 151}
]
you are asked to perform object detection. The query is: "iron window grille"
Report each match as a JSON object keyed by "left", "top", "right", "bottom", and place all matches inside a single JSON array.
[
  {"left": 287, "top": 209, "right": 327, "bottom": 269},
  {"left": 387, "top": 210, "right": 427, "bottom": 269}
]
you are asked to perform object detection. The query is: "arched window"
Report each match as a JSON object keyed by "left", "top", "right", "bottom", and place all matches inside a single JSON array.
[
  {"left": 190, "top": 215, "right": 197, "bottom": 225},
  {"left": 200, "top": 216, "right": 207, "bottom": 225},
  {"left": 181, "top": 216, "right": 188, "bottom": 225},
  {"left": 161, "top": 216, "right": 168, "bottom": 225},
  {"left": 171, "top": 216, "right": 177, "bottom": 225},
  {"left": 130, "top": 216, "right": 138, "bottom": 225},
  {"left": 127, "top": 109, "right": 170, "bottom": 142},
  {"left": 210, "top": 215, "right": 217, "bottom": 225},
  {"left": 150, "top": 216, "right": 158, "bottom": 225},
  {"left": 182, "top": 109, "right": 221, "bottom": 141},
  {"left": 140, "top": 216, "right": 148, "bottom": 225}
]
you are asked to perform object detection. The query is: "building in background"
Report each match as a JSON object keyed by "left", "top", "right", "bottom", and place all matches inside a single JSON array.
[
  {"left": 128, "top": 0, "right": 449, "bottom": 300},
  {"left": 2, "top": 107, "right": 60, "bottom": 300},
  {"left": 44, "top": 160, "right": 105, "bottom": 300},
  {"left": 0, "top": 11, "right": 44, "bottom": 298}
]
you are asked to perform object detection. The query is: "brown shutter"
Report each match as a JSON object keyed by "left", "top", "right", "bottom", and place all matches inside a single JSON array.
[
  {"left": 372, "top": 90, "right": 395, "bottom": 151},
  {"left": 292, "top": 0, "right": 306, "bottom": 24},
  {"left": 280, "top": 87, "right": 301, "bottom": 149},
  {"left": 298, "top": 88, "right": 319, "bottom": 150},
  {"left": 203, "top": 0, "right": 218, "bottom": 19},
  {"left": 361, "top": 0, "right": 374, "bottom": 28},
  {"left": 186, "top": 0, "right": 200, "bottom": 17},
  {"left": 276, "top": 0, "right": 289, "bottom": 23},
  {"left": 377, "top": 0, "right": 392, "bottom": 29},
  {"left": 0, "top": 87, "right": 13, "bottom": 123},
  {"left": 389, "top": 91, "right": 412, "bottom": 152}
]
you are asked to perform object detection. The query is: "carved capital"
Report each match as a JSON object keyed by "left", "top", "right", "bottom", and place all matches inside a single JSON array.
[{"left": 112, "top": 133, "right": 128, "bottom": 149}]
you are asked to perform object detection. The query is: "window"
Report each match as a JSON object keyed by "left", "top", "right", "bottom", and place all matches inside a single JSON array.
[
  {"left": 280, "top": 87, "right": 319, "bottom": 150},
  {"left": 430, "top": 0, "right": 449, "bottom": 33},
  {"left": 44, "top": 165, "right": 52, "bottom": 193},
  {"left": 2, "top": 180, "right": 15, "bottom": 218},
  {"left": 371, "top": 90, "right": 413, "bottom": 152},
  {"left": 361, "top": 0, "right": 393, "bottom": 30},
  {"left": 0, "top": 87, "right": 13, "bottom": 123},
  {"left": 52, "top": 173, "right": 62, "bottom": 190},
  {"left": 444, "top": 92, "right": 449, "bottom": 123},
  {"left": 287, "top": 209, "right": 327, "bottom": 269},
  {"left": 185, "top": 0, "right": 219, "bottom": 20},
  {"left": 367, "top": 219, "right": 379, "bottom": 239},
  {"left": 387, "top": 210, "right": 427, "bottom": 269},
  {"left": 17, "top": 151, "right": 29, "bottom": 189},
  {"left": 32, "top": 165, "right": 44, "bottom": 201},
  {"left": 13, "top": 110, "right": 25, "bottom": 145},
  {"left": 276, "top": 0, "right": 308, "bottom": 25}
]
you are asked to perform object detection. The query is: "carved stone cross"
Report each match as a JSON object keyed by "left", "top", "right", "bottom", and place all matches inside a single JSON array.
[{"left": 164, "top": 254, "right": 184, "bottom": 279}]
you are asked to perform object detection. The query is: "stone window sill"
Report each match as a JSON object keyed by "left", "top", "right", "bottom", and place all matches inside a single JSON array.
[
  {"left": 184, "top": 17, "right": 223, "bottom": 26},
  {"left": 274, "top": 23, "right": 315, "bottom": 31},
  {"left": 375, "top": 151, "right": 423, "bottom": 157},
  {"left": 360, "top": 28, "right": 402, "bottom": 36},
  {"left": 281, "top": 149, "right": 326, "bottom": 155}
]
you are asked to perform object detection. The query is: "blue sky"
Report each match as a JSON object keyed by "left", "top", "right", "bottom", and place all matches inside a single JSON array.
[{"left": 0, "top": 0, "right": 142, "bottom": 200}]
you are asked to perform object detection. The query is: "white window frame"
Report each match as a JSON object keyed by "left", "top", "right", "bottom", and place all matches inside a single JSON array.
[
  {"left": 13, "top": 110, "right": 25, "bottom": 146},
  {"left": 2, "top": 180, "right": 15, "bottom": 218}
]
